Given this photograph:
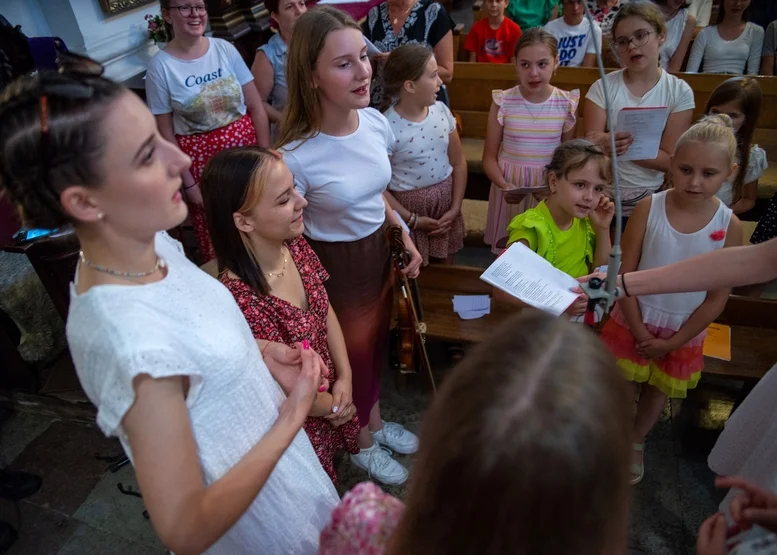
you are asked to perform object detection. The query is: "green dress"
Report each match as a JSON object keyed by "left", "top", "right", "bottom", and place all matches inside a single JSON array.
[{"left": 506, "top": 200, "right": 596, "bottom": 279}]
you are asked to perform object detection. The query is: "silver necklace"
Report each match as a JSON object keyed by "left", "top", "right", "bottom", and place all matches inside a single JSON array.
[
  {"left": 79, "top": 251, "right": 165, "bottom": 279},
  {"left": 524, "top": 99, "right": 548, "bottom": 123},
  {"left": 390, "top": 0, "right": 415, "bottom": 25}
]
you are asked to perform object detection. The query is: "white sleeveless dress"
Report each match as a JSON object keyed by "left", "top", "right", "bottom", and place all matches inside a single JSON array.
[{"left": 66, "top": 232, "right": 339, "bottom": 554}]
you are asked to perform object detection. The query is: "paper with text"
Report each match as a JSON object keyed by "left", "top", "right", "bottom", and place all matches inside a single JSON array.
[
  {"left": 616, "top": 107, "right": 669, "bottom": 162},
  {"left": 703, "top": 323, "right": 731, "bottom": 361},
  {"left": 479, "top": 243, "right": 579, "bottom": 316}
]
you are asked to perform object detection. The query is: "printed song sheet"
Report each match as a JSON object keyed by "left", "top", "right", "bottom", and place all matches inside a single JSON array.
[
  {"left": 479, "top": 243, "right": 579, "bottom": 316},
  {"left": 616, "top": 107, "right": 668, "bottom": 162}
]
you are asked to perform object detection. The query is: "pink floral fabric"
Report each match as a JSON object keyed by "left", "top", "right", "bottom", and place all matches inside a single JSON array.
[{"left": 319, "top": 482, "right": 404, "bottom": 554}]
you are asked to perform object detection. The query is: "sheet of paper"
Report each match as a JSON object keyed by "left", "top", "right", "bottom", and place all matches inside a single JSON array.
[
  {"left": 452, "top": 295, "right": 491, "bottom": 320},
  {"left": 479, "top": 243, "right": 579, "bottom": 317},
  {"left": 703, "top": 323, "right": 731, "bottom": 361},
  {"left": 615, "top": 107, "right": 669, "bottom": 162}
]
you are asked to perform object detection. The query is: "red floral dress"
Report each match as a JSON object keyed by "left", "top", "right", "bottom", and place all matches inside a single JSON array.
[{"left": 220, "top": 237, "right": 360, "bottom": 484}]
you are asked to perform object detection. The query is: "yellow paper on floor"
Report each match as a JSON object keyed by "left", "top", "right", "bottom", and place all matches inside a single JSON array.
[{"left": 703, "top": 323, "right": 731, "bottom": 361}]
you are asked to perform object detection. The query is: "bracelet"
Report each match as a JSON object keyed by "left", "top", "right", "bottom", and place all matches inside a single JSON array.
[
  {"left": 621, "top": 273, "right": 631, "bottom": 298},
  {"left": 408, "top": 213, "right": 417, "bottom": 229},
  {"left": 183, "top": 183, "right": 197, "bottom": 190},
  {"left": 411, "top": 214, "right": 418, "bottom": 230}
]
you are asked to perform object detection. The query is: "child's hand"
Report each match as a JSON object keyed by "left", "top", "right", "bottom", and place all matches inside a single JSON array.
[
  {"left": 415, "top": 216, "right": 440, "bottom": 233},
  {"left": 636, "top": 337, "right": 673, "bottom": 360},
  {"left": 565, "top": 296, "right": 587, "bottom": 316},
  {"left": 590, "top": 196, "right": 615, "bottom": 230},
  {"left": 716, "top": 476, "right": 777, "bottom": 534},
  {"left": 696, "top": 513, "right": 727, "bottom": 555},
  {"left": 504, "top": 189, "right": 530, "bottom": 204},
  {"left": 430, "top": 209, "right": 458, "bottom": 236}
]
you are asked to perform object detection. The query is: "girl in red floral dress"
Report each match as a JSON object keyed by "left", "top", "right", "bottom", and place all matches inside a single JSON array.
[{"left": 200, "top": 146, "right": 359, "bottom": 484}]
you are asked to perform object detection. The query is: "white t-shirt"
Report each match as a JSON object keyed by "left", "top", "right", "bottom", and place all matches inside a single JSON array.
[
  {"left": 66, "top": 232, "right": 339, "bottom": 554},
  {"left": 281, "top": 108, "right": 395, "bottom": 242},
  {"left": 686, "top": 23, "right": 765, "bottom": 75},
  {"left": 145, "top": 38, "right": 254, "bottom": 136},
  {"left": 544, "top": 17, "right": 602, "bottom": 67},
  {"left": 688, "top": 0, "right": 713, "bottom": 27},
  {"left": 716, "top": 145, "right": 768, "bottom": 206},
  {"left": 660, "top": 8, "right": 689, "bottom": 70},
  {"left": 586, "top": 70, "right": 695, "bottom": 215},
  {"left": 385, "top": 101, "right": 455, "bottom": 192}
]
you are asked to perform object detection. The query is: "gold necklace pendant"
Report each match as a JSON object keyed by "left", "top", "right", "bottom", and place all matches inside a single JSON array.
[{"left": 265, "top": 248, "right": 288, "bottom": 278}]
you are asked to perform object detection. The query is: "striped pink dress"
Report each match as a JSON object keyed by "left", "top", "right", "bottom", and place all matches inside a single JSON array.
[{"left": 485, "top": 86, "right": 580, "bottom": 252}]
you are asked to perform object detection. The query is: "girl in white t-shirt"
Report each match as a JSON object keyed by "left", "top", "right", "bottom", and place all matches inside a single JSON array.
[
  {"left": 654, "top": 0, "right": 696, "bottom": 72},
  {"left": 686, "top": 0, "right": 765, "bottom": 75},
  {"left": 0, "top": 65, "right": 337, "bottom": 554},
  {"left": 146, "top": 1, "right": 270, "bottom": 263},
  {"left": 584, "top": 1, "right": 695, "bottom": 223},
  {"left": 380, "top": 45, "right": 466, "bottom": 266},
  {"left": 706, "top": 76, "right": 768, "bottom": 215},
  {"left": 279, "top": 8, "right": 423, "bottom": 487}
]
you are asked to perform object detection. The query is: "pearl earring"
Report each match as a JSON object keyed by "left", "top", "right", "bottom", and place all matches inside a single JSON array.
[{"left": 97, "top": 212, "right": 105, "bottom": 220}]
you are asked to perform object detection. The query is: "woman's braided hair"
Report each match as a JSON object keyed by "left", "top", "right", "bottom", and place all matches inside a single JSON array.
[{"left": 0, "top": 70, "right": 124, "bottom": 228}]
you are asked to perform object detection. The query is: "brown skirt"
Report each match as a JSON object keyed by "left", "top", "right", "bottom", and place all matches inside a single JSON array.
[
  {"left": 307, "top": 225, "right": 393, "bottom": 425},
  {"left": 392, "top": 175, "right": 465, "bottom": 266}
]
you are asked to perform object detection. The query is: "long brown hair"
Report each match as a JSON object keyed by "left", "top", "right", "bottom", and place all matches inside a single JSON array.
[
  {"left": 380, "top": 44, "right": 433, "bottom": 112},
  {"left": 275, "top": 7, "right": 361, "bottom": 149},
  {"left": 388, "top": 311, "right": 633, "bottom": 555},
  {"left": 705, "top": 76, "right": 762, "bottom": 205},
  {"left": 200, "top": 146, "right": 283, "bottom": 295}
]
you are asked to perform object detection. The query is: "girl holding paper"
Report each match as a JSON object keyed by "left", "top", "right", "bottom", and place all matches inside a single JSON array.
[
  {"left": 497, "top": 140, "right": 614, "bottom": 317},
  {"left": 584, "top": 1, "right": 694, "bottom": 226},
  {"left": 599, "top": 115, "right": 743, "bottom": 486}
]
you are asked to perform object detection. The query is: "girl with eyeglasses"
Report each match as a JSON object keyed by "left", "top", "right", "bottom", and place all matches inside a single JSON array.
[
  {"left": 145, "top": 1, "right": 270, "bottom": 264},
  {"left": 584, "top": 0, "right": 694, "bottom": 227},
  {"left": 686, "top": 0, "right": 765, "bottom": 75}
]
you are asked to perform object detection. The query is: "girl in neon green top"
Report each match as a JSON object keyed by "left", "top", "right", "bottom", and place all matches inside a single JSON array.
[{"left": 504, "top": 139, "right": 615, "bottom": 316}]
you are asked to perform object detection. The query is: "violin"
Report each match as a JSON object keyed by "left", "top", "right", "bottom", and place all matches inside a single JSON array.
[{"left": 387, "top": 226, "right": 436, "bottom": 392}]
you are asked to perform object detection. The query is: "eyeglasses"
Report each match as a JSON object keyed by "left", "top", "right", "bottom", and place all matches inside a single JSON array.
[
  {"left": 37, "top": 52, "right": 105, "bottom": 196},
  {"left": 613, "top": 30, "right": 655, "bottom": 53},
  {"left": 169, "top": 4, "right": 208, "bottom": 16}
]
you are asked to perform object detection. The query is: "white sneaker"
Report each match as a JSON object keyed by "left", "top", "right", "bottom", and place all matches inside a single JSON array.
[
  {"left": 350, "top": 444, "right": 409, "bottom": 485},
  {"left": 371, "top": 421, "right": 419, "bottom": 455}
]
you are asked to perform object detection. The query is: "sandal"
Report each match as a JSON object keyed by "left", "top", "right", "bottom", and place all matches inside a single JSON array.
[{"left": 630, "top": 443, "right": 644, "bottom": 485}]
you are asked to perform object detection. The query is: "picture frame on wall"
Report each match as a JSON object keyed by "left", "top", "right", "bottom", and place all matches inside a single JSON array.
[{"left": 99, "top": 0, "right": 157, "bottom": 15}]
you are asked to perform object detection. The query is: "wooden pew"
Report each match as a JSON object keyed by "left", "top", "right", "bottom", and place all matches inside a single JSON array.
[
  {"left": 416, "top": 264, "right": 777, "bottom": 380},
  {"left": 449, "top": 64, "right": 777, "bottom": 201}
]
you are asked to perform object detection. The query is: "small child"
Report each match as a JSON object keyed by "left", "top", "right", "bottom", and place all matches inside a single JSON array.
[
  {"left": 464, "top": 0, "right": 522, "bottom": 64},
  {"left": 483, "top": 28, "right": 580, "bottom": 253},
  {"left": 381, "top": 44, "right": 466, "bottom": 266},
  {"left": 500, "top": 139, "right": 614, "bottom": 317},
  {"left": 320, "top": 311, "right": 634, "bottom": 555},
  {"left": 544, "top": 0, "right": 603, "bottom": 67},
  {"left": 600, "top": 115, "right": 743, "bottom": 486},
  {"left": 706, "top": 76, "right": 768, "bottom": 215}
]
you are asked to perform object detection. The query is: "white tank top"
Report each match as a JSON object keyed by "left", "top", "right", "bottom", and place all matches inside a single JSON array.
[{"left": 637, "top": 190, "right": 732, "bottom": 331}]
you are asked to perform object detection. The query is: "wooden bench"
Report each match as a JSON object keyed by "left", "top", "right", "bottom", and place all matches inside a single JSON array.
[
  {"left": 416, "top": 264, "right": 777, "bottom": 381},
  {"left": 449, "top": 64, "right": 777, "bottom": 202}
]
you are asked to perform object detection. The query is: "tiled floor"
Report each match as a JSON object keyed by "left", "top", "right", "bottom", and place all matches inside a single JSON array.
[{"left": 0, "top": 346, "right": 745, "bottom": 555}]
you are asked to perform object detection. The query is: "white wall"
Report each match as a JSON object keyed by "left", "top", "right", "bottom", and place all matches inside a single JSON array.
[
  {"left": 2, "top": 0, "right": 52, "bottom": 37},
  {"left": 6, "top": 0, "right": 162, "bottom": 83}
]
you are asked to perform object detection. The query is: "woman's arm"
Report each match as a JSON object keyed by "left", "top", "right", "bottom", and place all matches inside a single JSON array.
[
  {"left": 383, "top": 194, "right": 423, "bottom": 277},
  {"left": 583, "top": 100, "right": 633, "bottom": 157},
  {"left": 667, "top": 14, "right": 696, "bottom": 73},
  {"left": 730, "top": 179, "right": 758, "bottom": 215},
  {"left": 661, "top": 216, "right": 742, "bottom": 348},
  {"left": 156, "top": 113, "right": 200, "bottom": 203},
  {"left": 685, "top": 29, "right": 705, "bottom": 72},
  {"left": 124, "top": 349, "right": 320, "bottom": 555},
  {"left": 384, "top": 190, "right": 412, "bottom": 222},
  {"left": 482, "top": 102, "right": 511, "bottom": 190},
  {"left": 250, "top": 51, "right": 283, "bottom": 124},
  {"left": 433, "top": 30, "right": 455, "bottom": 84},
  {"left": 326, "top": 305, "right": 354, "bottom": 419},
  {"left": 615, "top": 198, "right": 654, "bottom": 342},
  {"left": 633, "top": 109, "right": 693, "bottom": 172},
  {"left": 746, "top": 27, "right": 765, "bottom": 75},
  {"left": 242, "top": 83, "right": 270, "bottom": 147}
]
